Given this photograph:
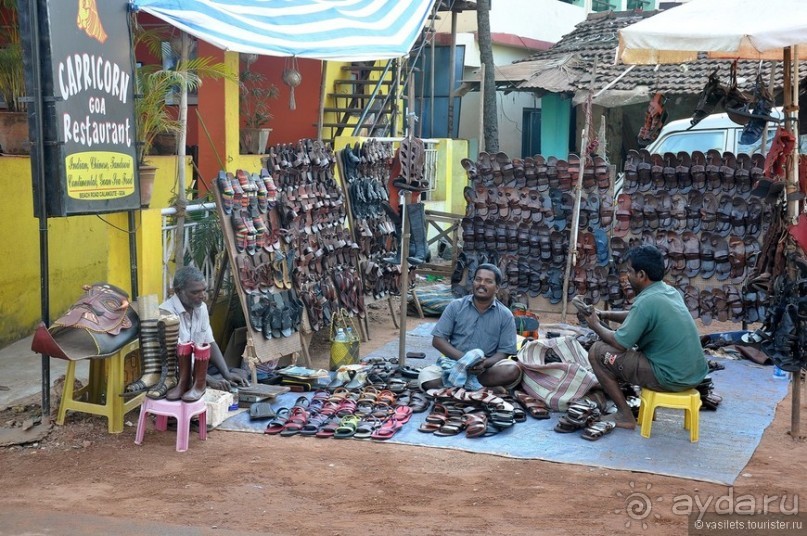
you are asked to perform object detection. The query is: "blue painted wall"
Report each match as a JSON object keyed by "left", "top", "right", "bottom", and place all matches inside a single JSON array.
[{"left": 540, "top": 93, "right": 571, "bottom": 158}]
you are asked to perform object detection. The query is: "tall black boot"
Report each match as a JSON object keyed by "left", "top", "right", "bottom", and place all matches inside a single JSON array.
[
  {"left": 124, "top": 318, "right": 162, "bottom": 394},
  {"left": 145, "top": 315, "right": 180, "bottom": 399},
  {"left": 406, "top": 202, "right": 428, "bottom": 266}
]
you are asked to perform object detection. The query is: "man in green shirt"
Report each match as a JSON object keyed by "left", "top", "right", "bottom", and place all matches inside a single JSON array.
[{"left": 583, "top": 245, "right": 708, "bottom": 430}]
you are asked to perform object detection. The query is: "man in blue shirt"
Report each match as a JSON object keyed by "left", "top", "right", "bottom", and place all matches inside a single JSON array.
[
  {"left": 419, "top": 264, "right": 521, "bottom": 391},
  {"left": 583, "top": 245, "right": 708, "bottom": 430}
]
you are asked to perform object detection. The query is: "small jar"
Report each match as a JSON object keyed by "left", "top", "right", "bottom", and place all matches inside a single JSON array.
[{"left": 228, "top": 388, "right": 240, "bottom": 411}]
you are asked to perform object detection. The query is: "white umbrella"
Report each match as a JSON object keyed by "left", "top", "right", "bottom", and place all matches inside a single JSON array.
[
  {"left": 618, "top": 0, "right": 807, "bottom": 64},
  {"left": 619, "top": 0, "right": 802, "bottom": 220}
]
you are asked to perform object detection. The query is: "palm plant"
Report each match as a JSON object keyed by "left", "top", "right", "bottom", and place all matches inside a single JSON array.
[
  {"left": 0, "top": 0, "right": 24, "bottom": 111},
  {"left": 132, "top": 17, "right": 235, "bottom": 270},
  {"left": 133, "top": 21, "right": 234, "bottom": 165}
]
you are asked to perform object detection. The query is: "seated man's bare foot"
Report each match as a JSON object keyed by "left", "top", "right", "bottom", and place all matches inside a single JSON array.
[{"left": 602, "top": 412, "right": 636, "bottom": 430}]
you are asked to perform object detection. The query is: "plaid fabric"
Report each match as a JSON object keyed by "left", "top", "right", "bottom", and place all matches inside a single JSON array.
[{"left": 517, "top": 336, "right": 599, "bottom": 412}]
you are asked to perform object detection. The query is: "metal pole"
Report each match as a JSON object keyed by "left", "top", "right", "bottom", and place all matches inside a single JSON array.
[
  {"left": 429, "top": 23, "right": 435, "bottom": 137},
  {"left": 27, "top": 0, "right": 51, "bottom": 417},
  {"left": 128, "top": 211, "right": 139, "bottom": 298},
  {"left": 446, "top": 11, "right": 457, "bottom": 137},
  {"left": 398, "top": 193, "right": 411, "bottom": 366},
  {"left": 316, "top": 60, "right": 327, "bottom": 141},
  {"left": 398, "top": 77, "right": 418, "bottom": 366}
]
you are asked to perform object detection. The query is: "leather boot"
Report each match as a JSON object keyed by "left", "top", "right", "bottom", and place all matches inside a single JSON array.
[
  {"left": 182, "top": 342, "right": 210, "bottom": 402},
  {"left": 406, "top": 202, "right": 428, "bottom": 266},
  {"left": 124, "top": 318, "right": 162, "bottom": 394},
  {"left": 166, "top": 342, "right": 194, "bottom": 400},
  {"left": 145, "top": 315, "right": 180, "bottom": 400}
]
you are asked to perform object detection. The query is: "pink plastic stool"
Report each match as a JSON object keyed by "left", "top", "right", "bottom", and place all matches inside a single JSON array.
[{"left": 134, "top": 397, "right": 207, "bottom": 452}]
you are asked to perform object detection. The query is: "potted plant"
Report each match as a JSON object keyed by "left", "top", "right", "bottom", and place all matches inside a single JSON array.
[
  {"left": 133, "top": 64, "right": 184, "bottom": 205},
  {"left": 239, "top": 59, "right": 278, "bottom": 154},
  {"left": 0, "top": 0, "right": 28, "bottom": 154},
  {"left": 133, "top": 22, "right": 233, "bottom": 206}
]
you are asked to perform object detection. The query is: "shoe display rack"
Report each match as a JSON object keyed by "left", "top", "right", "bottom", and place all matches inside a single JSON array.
[
  {"left": 213, "top": 139, "right": 362, "bottom": 366},
  {"left": 458, "top": 151, "right": 614, "bottom": 312},
  {"left": 615, "top": 148, "right": 771, "bottom": 324},
  {"left": 458, "top": 147, "right": 771, "bottom": 324},
  {"left": 339, "top": 140, "right": 404, "bottom": 301},
  {"left": 214, "top": 169, "right": 306, "bottom": 366}
]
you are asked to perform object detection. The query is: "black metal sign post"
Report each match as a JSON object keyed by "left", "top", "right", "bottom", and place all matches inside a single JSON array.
[{"left": 18, "top": 0, "right": 140, "bottom": 415}]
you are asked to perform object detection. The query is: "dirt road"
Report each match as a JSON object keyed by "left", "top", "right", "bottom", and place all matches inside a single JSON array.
[{"left": 0, "top": 304, "right": 803, "bottom": 535}]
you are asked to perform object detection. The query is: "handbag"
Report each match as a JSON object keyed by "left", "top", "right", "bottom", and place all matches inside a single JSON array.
[{"left": 328, "top": 308, "right": 360, "bottom": 371}]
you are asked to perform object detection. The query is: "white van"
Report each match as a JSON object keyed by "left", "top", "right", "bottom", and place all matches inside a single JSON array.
[{"left": 646, "top": 108, "right": 786, "bottom": 156}]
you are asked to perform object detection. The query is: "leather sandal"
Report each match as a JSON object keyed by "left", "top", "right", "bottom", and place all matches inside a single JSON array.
[
  {"left": 686, "top": 190, "right": 703, "bottom": 232},
  {"left": 721, "top": 151, "right": 737, "bottom": 195},
  {"left": 682, "top": 231, "right": 701, "bottom": 278},
  {"left": 705, "top": 149, "right": 723, "bottom": 192},
  {"left": 728, "top": 235, "right": 746, "bottom": 285},
  {"left": 676, "top": 151, "right": 693, "bottom": 193},
  {"left": 715, "top": 193, "right": 733, "bottom": 236},
  {"left": 700, "top": 290, "right": 715, "bottom": 325},
  {"left": 623, "top": 149, "right": 639, "bottom": 194},
  {"left": 630, "top": 193, "right": 645, "bottom": 231},
  {"left": 699, "top": 232, "right": 716, "bottom": 279},
  {"left": 713, "top": 235, "right": 731, "bottom": 281},
  {"left": 614, "top": 193, "right": 631, "bottom": 237},
  {"left": 683, "top": 284, "right": 700, "bottom": 319},
  {"left": 690, "top": 150, "right": 706, "bottom": 191}
]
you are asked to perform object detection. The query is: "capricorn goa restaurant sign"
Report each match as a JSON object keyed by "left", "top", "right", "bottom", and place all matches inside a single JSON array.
[{"left": 20, "top": 0, "right": 139, "bottom": 216}]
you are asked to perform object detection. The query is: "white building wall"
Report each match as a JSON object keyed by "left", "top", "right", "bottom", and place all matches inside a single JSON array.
[
  {"left": 436, "top": 0, "right": 585, "bottom": 43},
  {"left": 440, "top": 1, "right": 587, "bottom": 155}
]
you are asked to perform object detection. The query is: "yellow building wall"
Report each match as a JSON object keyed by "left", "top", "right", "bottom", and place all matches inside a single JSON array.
[
  {"left": 1, "top": 55, "right": 470, "bottom": 350},
  {"left": 0, "top": 155, "right": 190, "bottom": 349}
]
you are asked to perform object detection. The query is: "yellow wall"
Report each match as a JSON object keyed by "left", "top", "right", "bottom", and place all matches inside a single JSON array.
[
  {"left": 0, "top": 155, "right": 190, "bottom": 348},
  {"left": 1, "top": 54, "right": 470, "bottom": 350}
]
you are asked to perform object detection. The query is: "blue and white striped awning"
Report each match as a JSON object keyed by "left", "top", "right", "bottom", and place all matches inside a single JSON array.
[{"left": 131, "top": 0, "right": 438, "bottom": 61}]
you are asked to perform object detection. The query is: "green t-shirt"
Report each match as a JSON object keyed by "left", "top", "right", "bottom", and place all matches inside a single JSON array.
[{"left": 614, "top": 281, "right": 708, "bottom": 391}]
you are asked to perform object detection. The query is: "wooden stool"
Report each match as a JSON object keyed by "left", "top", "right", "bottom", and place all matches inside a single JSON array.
[
  {"left": 134, "top": 398, "right": 207, "bottom": 452},
  {"left": 56, "top": 340, "right": 143, "bottom": 434},
  {"left": 638, "top": 388, "right": 701, "bottom": 442}
]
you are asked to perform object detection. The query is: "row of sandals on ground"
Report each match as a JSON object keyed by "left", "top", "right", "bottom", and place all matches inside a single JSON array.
[{"left": 260, "top": 243, "right": 729, "bottom": 442}]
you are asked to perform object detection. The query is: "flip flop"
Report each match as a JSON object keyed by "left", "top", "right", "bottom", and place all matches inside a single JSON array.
[
  {"left": 371, "top": 417, "right": 404, "bottom": 440},
  {"left": 264, "top": 407, "right": 291, "bottom": 435}
]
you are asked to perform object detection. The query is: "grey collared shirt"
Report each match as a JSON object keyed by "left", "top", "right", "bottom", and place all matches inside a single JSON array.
[
  {"left": 432, "top": 295, "right": 517, "bottom": 356},
  {"left": 159, "top": 294, "right": 215, "bottom": 345}
]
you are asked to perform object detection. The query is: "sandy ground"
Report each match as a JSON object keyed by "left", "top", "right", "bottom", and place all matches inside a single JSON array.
[{"left": 0, "top": 298, "right": 805, "bottom": 535}]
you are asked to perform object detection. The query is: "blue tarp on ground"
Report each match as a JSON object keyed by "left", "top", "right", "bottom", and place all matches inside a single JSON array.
[{"left": 219, "top": 322, "right": 789, "bottom": 485}]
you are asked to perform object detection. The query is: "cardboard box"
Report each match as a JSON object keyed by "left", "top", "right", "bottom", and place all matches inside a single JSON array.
[{"left": 203, "top": 389, "right": 234, "bottom": 428}]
